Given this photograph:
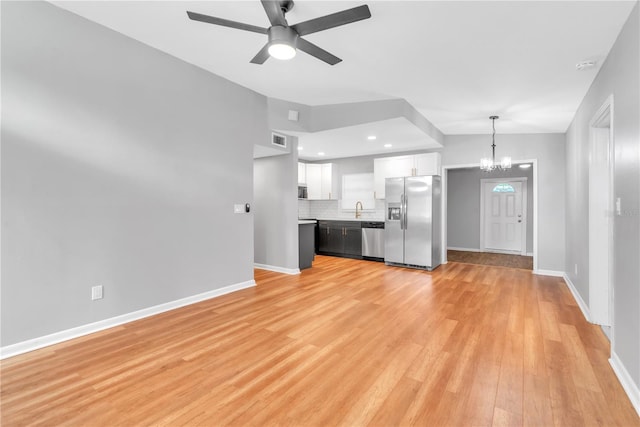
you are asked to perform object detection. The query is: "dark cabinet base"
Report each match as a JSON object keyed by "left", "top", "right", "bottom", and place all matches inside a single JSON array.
[
  {"left": 317, "top": 220, "right": 362, "bottom": 260},
  {"left": 298, "top": 223, "right": 316, "bottom": 269},
  {"left": 316, "top": 251, "right": 363, "bottom": 260}
]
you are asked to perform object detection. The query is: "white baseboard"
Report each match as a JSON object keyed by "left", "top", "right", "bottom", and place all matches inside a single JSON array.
[
  {"left": 254, "top": 263, "right": 300, "bottom": 275},
  {"left": 526, "top": 252, "right": 534, "bottom": 256},
  {"left": 533, "top": 269, "right": 564, "bottom": 277},
  {"left": 562, "top": 273, "right": 592, "bottom": 323},
  {"left": 610, "top": 351, "right": 640, "bottom": 417},
  {"left": 447, "top": 247, "right": 481, "bottom": 252},
  {"left": 0, "top": 279, "right": 256, "bottom": 360}
]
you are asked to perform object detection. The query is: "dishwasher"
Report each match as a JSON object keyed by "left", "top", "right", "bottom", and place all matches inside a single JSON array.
[{"left": 361, "top": 221, "right": 385, "bottom": 261}]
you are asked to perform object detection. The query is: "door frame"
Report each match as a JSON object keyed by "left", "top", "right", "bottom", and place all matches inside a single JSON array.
[
  {"left": 479, "top": 177, "right": 528, "bottom": 255},
  {"left": 441, "top": 159, "right": 538, "bottom": 271},
  {"left": 588, "top": 94, "right": 615, "bottom": 329}
]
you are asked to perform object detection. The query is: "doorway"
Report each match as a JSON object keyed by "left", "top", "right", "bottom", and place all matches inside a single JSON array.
[
  {"left": 588, "top": 96, "right": 614, "bottom": 327},
  {"left": 442, "top": 164, "right": 537, "bottom": 270}
]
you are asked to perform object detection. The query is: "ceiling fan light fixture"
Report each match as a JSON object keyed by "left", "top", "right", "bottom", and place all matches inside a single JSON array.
[
  {"left": 268, "top": 43, "right": 296, "bottom": 60},
  {"left": 268, "top": 26, "right": 298, "bottom": 60}
]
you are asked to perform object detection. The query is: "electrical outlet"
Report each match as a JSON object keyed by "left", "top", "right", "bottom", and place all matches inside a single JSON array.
[
  {"left": 91, "top": 285, "right": 103, "bottom": 300},
  {"left": 234, "top": 204, "right": 244, "bottom": 214}
]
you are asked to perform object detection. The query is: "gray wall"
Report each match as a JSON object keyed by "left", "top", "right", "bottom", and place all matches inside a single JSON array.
[
  {"left": 565, "top": 3, "right": 639, "bottom": 388},
  {"left": 1, "top": 2, "right": 268, "bottom": 346},
  {"left": 443, "top": 133, "right": 566, "bottom": 272},
  {"left": 254, "top": 139, "right": 299, "bottom": 271},
  {"left": 447, "top": 167, "right": 534, "bottom": 253}
]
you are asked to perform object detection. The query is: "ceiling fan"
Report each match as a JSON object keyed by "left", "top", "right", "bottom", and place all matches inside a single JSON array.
[{"left": 186, "top": 1, "right": 371, "bottom": 65}]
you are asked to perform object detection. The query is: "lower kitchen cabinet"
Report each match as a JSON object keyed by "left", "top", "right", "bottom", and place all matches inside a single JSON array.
[
  {"left": 298, "top": 222, "right": 315, "bottom": 270},
  {"left": 317, "top": 221, "right": 362, "bottom": 259}
]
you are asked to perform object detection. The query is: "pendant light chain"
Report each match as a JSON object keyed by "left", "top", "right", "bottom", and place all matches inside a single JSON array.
[{"left": 481, "top": 115, "right": 511, "bottom": 172}]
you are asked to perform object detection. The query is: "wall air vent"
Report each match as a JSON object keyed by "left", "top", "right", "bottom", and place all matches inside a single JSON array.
[{"left": 272, "top": 132, "right": 287, "bottom": 148}]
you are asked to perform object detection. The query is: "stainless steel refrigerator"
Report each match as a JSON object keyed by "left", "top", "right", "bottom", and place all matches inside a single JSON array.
[{"left": 384, "top": 175, "right": 441, "bottom": 270}]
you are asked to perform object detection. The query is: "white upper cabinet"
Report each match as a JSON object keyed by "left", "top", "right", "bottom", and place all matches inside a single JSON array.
[
  {"left": 341, "top": 173, "right": 375, "bottom": 210},
  {"left": 414, "top": 153, "right": 441, "bottom": 176},
  {"left": 306, "top": 163, "right": 338, "bottom": 200},
  {"left": 298, "top": 162, "right": 306, "bottom": 185},
  {"left": 374, "top": 153, "right": 441, "bottom": 199}
]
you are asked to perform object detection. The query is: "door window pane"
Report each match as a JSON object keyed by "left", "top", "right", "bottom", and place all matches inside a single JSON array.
[{"left": 492, "top": 183, "right": 515, "bottom": 193}]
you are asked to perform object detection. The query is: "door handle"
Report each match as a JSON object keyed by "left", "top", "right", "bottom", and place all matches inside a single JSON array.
[
  {"left": 400, "top": 195, "right": 405, "bottom": 230},
  {"left": 518, "top": 220, "right": 522, "bottom": 223},
  {"left": 404, "top": 195, "right": 408, "bottom": 229}
]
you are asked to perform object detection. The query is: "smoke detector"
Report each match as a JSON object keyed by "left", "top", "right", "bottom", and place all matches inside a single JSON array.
[{"left": 576, "top": 60, "right": 597, "bottom": 71}]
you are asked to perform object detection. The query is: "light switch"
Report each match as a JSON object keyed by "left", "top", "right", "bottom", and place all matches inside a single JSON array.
[
  {"left": 234, "top": 204, "right": 244, "bottom": 214},
  {"left": 616, "top": 197, "right": 621, "bottom": 216}
]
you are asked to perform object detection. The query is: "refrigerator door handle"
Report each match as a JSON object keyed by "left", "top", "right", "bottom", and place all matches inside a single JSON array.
[
  {"left": 400, "top": 194, "right": 405, "bottom": 230},
  {"left": 404, "top": 193, "right": 408, "bottom": 229}
]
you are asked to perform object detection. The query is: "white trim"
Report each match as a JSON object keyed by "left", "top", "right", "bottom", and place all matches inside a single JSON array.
[
  {"left": 483, "top": 248, "right": 523, "bottom": 255},
  {"left": 562, "top": 273, "right": 592, "bottom": 323},
  {"left": 588, "top": 94, "right": 615, "bottom": 328},
  {"left": 254, "top": 263, "right": 300, "bottom": 275},
  {"left": 526, "top": 252, "right": 534, "bottom": 257},
  {"left": 532, "top": 160, "right": 539, "bottom": 272},
  {"left": 447, "top": 247, "right": 482, "bottom": 252},
  {"left": 0, "top": 279, "right": 256, "bottom": 360},
  {"left": 609, "top": 351, "right": 640, "bottom": 417},
  {"left": 533, "top": 269, "right": 564, "bottom": 277},
  {"left": 442, "top": 159, "right": 538, "bottom": 270}
]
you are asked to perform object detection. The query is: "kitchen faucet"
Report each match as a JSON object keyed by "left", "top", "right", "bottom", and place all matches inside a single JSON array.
[{"left": 355, "top": 201, "right": 363, "bottom": 219}]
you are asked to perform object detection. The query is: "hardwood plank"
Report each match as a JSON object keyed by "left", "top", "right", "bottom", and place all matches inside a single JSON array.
[{"left": 1, "top": 256, "right": 638, "bottom": 427}]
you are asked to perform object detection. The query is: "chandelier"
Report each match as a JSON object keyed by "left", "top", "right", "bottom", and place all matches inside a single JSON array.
[{"left": 480, "top": 116, "right": 511, "bottom": 172}]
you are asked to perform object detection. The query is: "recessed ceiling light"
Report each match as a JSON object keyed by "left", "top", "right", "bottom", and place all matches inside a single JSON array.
[
  {"left": 576, "top": 60, "right": 597, "bottom": 71},
  {"left": 384, "top": 144, "right": 392, "bottom": 148},
  {"left": 317, "top": 152, "right": 325, "bottom": 156},
  {"left": 367, "top": 136, "right": 377, "bottom": 140},
  {"left": 519, "top": 164, "right": 532, "bottom": 169}
]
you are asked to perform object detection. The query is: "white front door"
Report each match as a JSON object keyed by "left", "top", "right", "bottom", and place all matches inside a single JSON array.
[{"left": 482, "top": 179, "right": 525, "bottom": 254}]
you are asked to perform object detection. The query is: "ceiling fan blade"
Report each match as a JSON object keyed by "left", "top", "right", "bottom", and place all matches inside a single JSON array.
[
  {"left": 261, "top": 1, "right": 287, "bottom": 27},
  {"left": 297, "top": 38, "right": 342, "bottom": 65},
  {"left": 186, "top": 11, "right": 268, "bottom": 34},
  {"left": 291, "top": 5, "right": 371, "bottom": 37},
  {"left": 250, "top": 44, "right": 271, "bottom": 64}
]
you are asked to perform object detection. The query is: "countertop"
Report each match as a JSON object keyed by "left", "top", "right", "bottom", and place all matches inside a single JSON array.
[
  {"left": 298, "top": 220, "right": 317, "bottom": 225},
  {"left": 299, "top": 218, "right": 385, "bottom": 223}
]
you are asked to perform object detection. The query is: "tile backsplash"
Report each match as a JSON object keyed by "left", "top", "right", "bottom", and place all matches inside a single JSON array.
[{"left": 298, "top": 199, "right": 385, "bottom": 220}]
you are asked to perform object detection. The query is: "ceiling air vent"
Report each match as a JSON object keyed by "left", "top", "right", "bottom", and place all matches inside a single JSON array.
[{"left": 272, "top": 132, "right": 287, "bottom": 148}]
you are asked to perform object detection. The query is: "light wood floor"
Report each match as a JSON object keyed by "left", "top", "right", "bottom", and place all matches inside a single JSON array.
[{"left": 1, "top": 256, "right": 638, "bottom": 426}]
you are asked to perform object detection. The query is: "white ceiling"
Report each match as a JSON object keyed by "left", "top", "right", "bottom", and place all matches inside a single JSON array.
[
  {"left": 53, "top": 0, "right": 636, "bottom": 159},
  {"left": 291, "top": 117, "right": 441, "bottom": 160}
]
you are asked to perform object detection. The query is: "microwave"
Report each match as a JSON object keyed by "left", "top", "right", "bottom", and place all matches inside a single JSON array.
[{"left": 298, "top": 186, "right": 308, "bottom": 199}]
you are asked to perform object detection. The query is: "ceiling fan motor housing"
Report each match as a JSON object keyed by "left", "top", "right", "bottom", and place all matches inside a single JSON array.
[{"left": 268, "top": 26, "right": 299, "bottom": 49}]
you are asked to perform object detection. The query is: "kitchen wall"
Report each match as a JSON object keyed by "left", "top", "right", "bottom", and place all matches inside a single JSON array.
[
  {"left": 447, "top": 166, "right": 534, "bottom": 254},
  {"left": 1, "top": 2, "right": 268, "bottom": 347},
  {"left": 565, "top": 2, "right": 639, "bottom": 403},
  {"left": 299, "top": 199, "right": 386, "bottom": 221},
  {"left": 254, "top": 139, "right": 299, "bottom": 273},
  {"left": 442, "top": 133, "right": 566, "bottom": 273},
  {"left": 300, "top": 150, "right": 435, "bottom": 220}
]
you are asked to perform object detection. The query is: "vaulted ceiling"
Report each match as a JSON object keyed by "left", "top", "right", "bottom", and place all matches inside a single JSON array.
[{"left": 52, "top": 1, "right": 636, "bottom": 159}]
